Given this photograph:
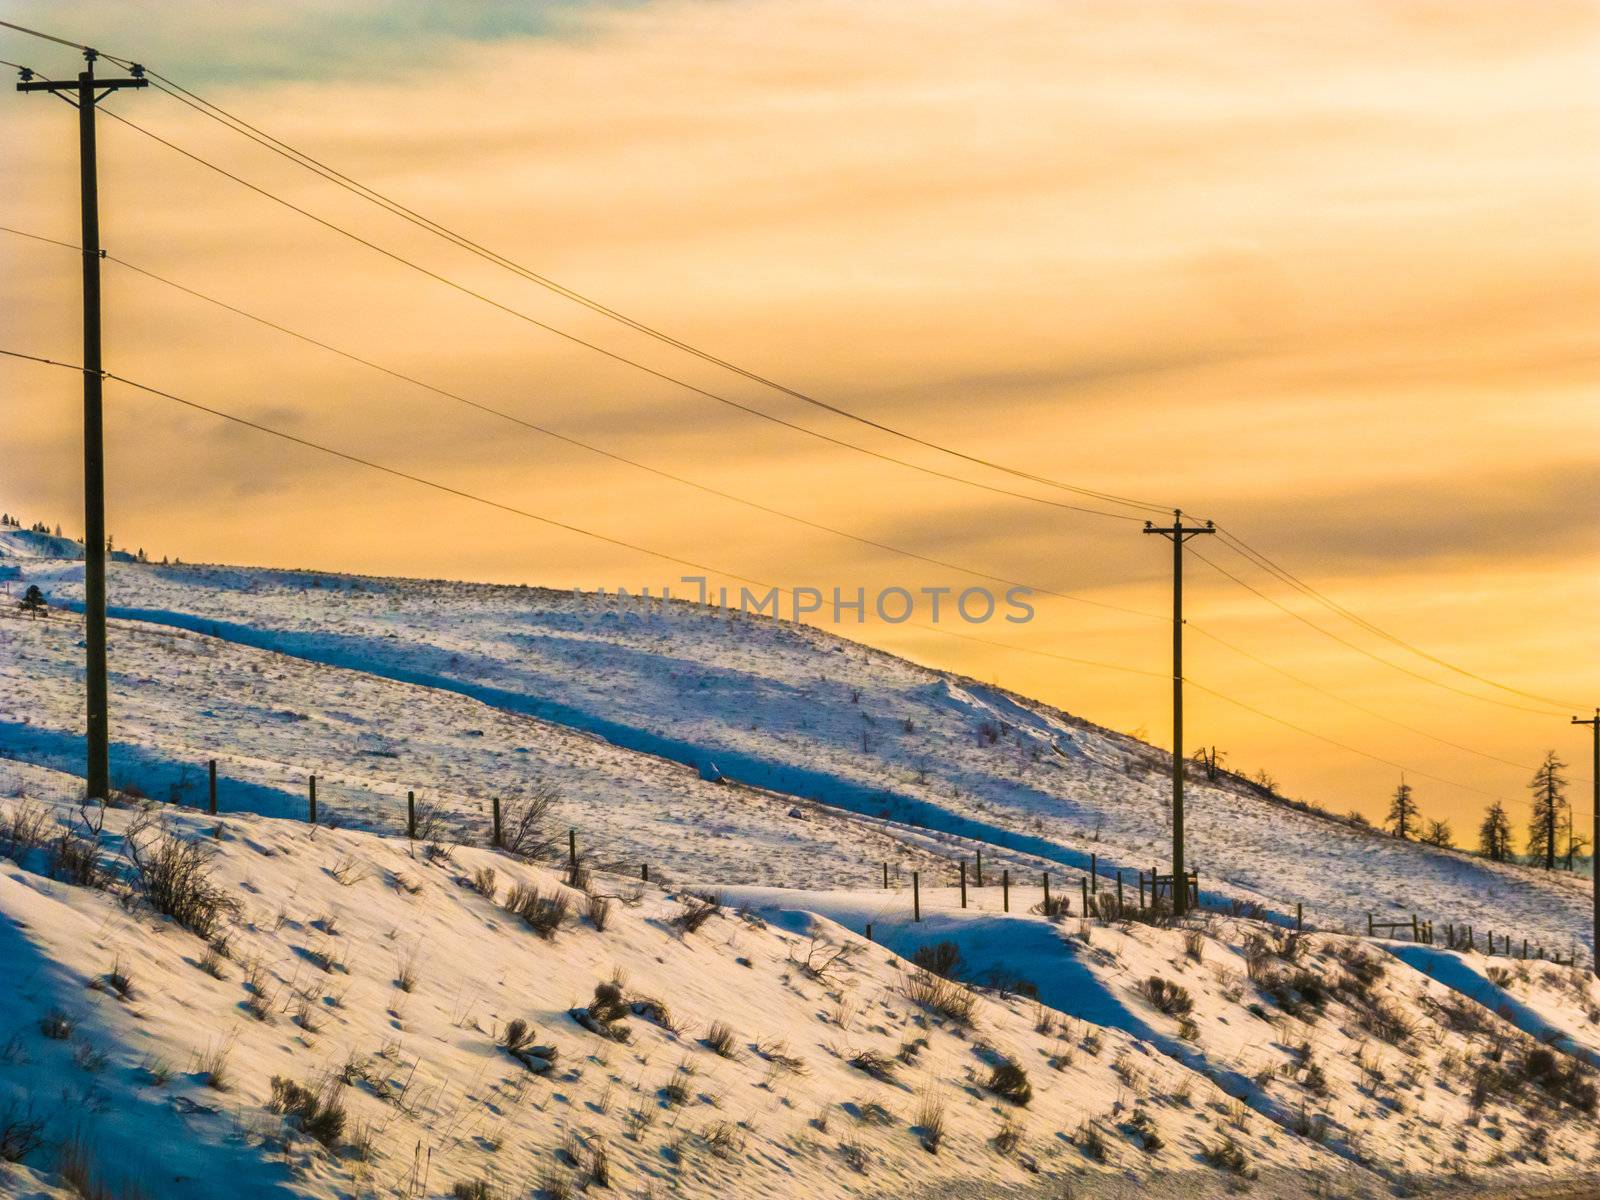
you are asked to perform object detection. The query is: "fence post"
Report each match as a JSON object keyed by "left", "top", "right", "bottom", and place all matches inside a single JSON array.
[
  {"left": 406, "top": 790, "right": 416, "bottom": 840},
  {"left": 308, "top": 775, "right": 317, "bottom": 824},
  {"left": 1367, "top": 913, "right": 1374, "bottom": 937},
  {"left": 1296, "top": 902, "right": 1303, "bottom": 932},
  {"left": 491, "top": 797, "right": 502, "bottom": 848},
  {"left": 1411, "top": 914, "right": 1419, "bottom": 942},
  {"left": 1521, "top": 937, "right": 1528, "bottom": 959},
  {"left": 959, "top": 860, "right": 967, "bottom": 909},
  {"left": 1139, "top": 872, "right": 1147, "bottom": 910},
  {"left": 207, "top": 759, "right": 217, "bottom": 815},
  {"left": 1090, "top": 853, "right": 1097, "bottom": 892},
  {"left": 913, "top": 872, "right": 921, "bottom": 922},
  {"left": 1042, "top": 872, "right": 1051, "bottom": 912},
  {"left": 1116, "top": 871, "right": 1124, "bottom": 915},
  {"left": 641, "top": 863, "right": 650, "bottom": 883},
  {"left": 975, "top": 849, "right": 983, "bottom": 888},
  {"left": 568, "top": 828, "right": 577, "bottom": 870},
  {"left": 1080, "top": 877, "right": 1089, "bottom": 916},
  {"left": 1002, "top": 869, "right": 1010, "bottom": 913},
  {"left": 865, "top": 922, "right": 873, "bottom": 943},
  {"left": 882, "top": 861, "right": 888, "bottom": 889}
]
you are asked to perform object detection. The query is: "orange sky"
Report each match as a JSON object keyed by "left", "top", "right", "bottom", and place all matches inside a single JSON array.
[{"left": 2, "top": 0, "right": 1597, "bottom": 836}]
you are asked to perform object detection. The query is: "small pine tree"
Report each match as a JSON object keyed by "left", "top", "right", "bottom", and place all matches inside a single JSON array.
[
  {"left": 1479, "top": 801, "right": 1513, "bottom": 862},
  {"left": 1526, "top": 751, "right": 1568, "bottom": 870},
  {"left": 1385, "top": 780, "right": 1419, "bottom": 840},
  {"left": 19, "top": 584, "right": 47, "bottom": 618},
  {"left": 1420, "top": 818, "right": 1453, "bottom": 849}
]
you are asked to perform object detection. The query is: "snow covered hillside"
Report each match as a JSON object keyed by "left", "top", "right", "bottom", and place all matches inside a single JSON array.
[
  {"left": 2, "top": 546, "right": 1592, "bottom": 965},
  {"left": 3, "top": 534, "right": 1600, "bottom": 1198},
  {"left": 1, "top": 773, "right": 1598, "bottom": 1199}
]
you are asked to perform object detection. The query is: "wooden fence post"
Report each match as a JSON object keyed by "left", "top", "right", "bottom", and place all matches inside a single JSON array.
[
  {"left": 641, "top": 863, "right": 650, "bottom": 883},
  {"left": 491, "top": 797, "right": 502, "bottom": 848},
  {"left": 1002, "top": 869, "right": 1010, "bottom": 913},
  {"left": 1090, "top": 853, "right": 1097, "bottom": 892},
  {"left": 1411, "top": 914, "right": 1420, "bottom": 942},
  {"left": 568, "top": 828, "right": 577, "bottom": 869},
  {"left": 406, "top": 790, "right": 416, "bottom": 840},
  {"left": 913, "top": 872, "right": 921, "bottom": 922},
  {"left": 1042, "top": 872, "right": 1051, "bottom": 912},
  {"left": 308, "top": 775, "right": 317, "bottom": 824},
  {"left": 1138, "top": 872, "right": 1147, "bottom": 910},
  {"left": 1116, "top": 871, "right": 1124, "bottom": 915},
  {"left": 865, "top": 922, "right": 873, "bottom": 943},
  {"left": 882, "top": 861, "right": 889, "bottom": 889},
  {"left": 1080, "top": 877, "right": 1089, "bottom": 916},
  {"left": 208, "top": 759, "right": 217, "bottom": 815},
  {"left": 959, "top": 859, "right": 967, "bottom": 909},
  {"left": 975, "top": 849, "right": 983, "bottom": 888},
  {"left": 1296, "top": 902, "right": 1303, "bottom": 932},
  {"left": 1367, "top": 913, "right": 1375, "bottom": 937}
]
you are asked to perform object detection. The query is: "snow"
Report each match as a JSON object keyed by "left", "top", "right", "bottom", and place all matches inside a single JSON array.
[
  {"left": 2, "top": 547, "right": 1592, "bottom": 963},
  {"left": 2, "top": 540, "right": 1599, "bottom": 1196}
]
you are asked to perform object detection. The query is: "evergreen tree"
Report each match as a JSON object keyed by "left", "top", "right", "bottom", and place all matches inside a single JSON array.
[
  {"left": 1478, "top": 801, "right": 1513, "bottom": 862},
  {"left": 18, "top": 585, "right": 46, "bottom": 618},
  {"left": 1420, "top": 818, "right": 1453, "bottom": 848},
  {"left": 1526, "top": 751, "right": 1568, "bottom": 870},
  {"left": 1385, "top": 779, "right": 1419, "bottom": 840}
]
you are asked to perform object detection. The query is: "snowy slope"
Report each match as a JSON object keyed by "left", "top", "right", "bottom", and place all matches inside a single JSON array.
[
  {"left": 2, "top": 776, "right": 1598, "bottom": 1199},
  {"left": 3, "top": 548, "right": 1592, "bottom": 965}
]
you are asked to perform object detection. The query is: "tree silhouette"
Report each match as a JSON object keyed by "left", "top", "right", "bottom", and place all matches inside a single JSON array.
[
  {"left": 1385, "top": 780, "right": 1419, "bottom": 840},
  {"left": 19, "top": 585, "right": 47, "bottom": 618},
  {"left": 1420, "top": 819, "right": 1453, "bottom": 849},
  {"left": 1478, "top": 801, "right": 1513, "bottom": 862},
  {"left": 1526, "top": 751, "right": 1568, "bottom": 870}
]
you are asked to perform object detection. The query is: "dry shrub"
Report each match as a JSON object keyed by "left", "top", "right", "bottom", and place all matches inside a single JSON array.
[
  {"left": 672, "top": 894, "right": 721, "bottom": 934},
  {"left": 504, "top": 882, "right": 570, "bottom": 939},
  {"left": 987, "top": 1060, "right": 1032, "bottom": 1106},
  {"left": 497, "top": 783, "right": 558, "bottom": 858},
  {"left": 904, "top": 970, "right": 975, "bottom": 1025},
  {"left": 123, "top": 816, "right": 238, "bottom": 939},
  {"left": 1137, "top": 975, "right": 1194, "bottom": 1017},
  {"left": 268, "top": 1075, "right": 346, "bottom": 1147}
]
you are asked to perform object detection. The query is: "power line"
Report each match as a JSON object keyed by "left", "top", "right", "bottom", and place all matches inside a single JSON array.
[
  {"left": 95, "top": 52, "right": 1176, "bottom": 519},
  {"left": 17, "top": 223, "right": 1579, "bottom": 792},
  {"left": 0, "top": 347, "right": 1162, "bottom": 685},
  {"left": 0, "top": 222, "right": 1160, "bottom": 623},
  {"left": 7, "top": 20, "right": 1586, "bottom": 810},
  {"left": 1186, "top": 679, "right": 1570, "bottom": 821},
  {"left": 1189, "top": 622, "right": 1583, "bottom": 780},
  {"left": 92, "top": 105, "right": 1157, "bottom": 529},
  {"left": 102, "top": 68, "right": 1588, "bottom": 725},
  {"left": 1191, "top": 547, "right": 1569, "bottom": 718},
  {"left": 64, "top": 44, "right": 1595, "bottom": 718},
  {"left": 7, "top": 344, "right": 1558, "bottom": 823},
  {"left": 1212, "top": 525, "right": 1588, "bottom": 711}
]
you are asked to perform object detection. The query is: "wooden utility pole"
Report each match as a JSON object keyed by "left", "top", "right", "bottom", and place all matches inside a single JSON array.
[
  {"left": 1574, "top": 709, "right": 1599, "bottom": 977},
  {"left": 18, "top": 51, "right": 146, "bottom": 800},
  {"left": 1143, "top": 510, "right": 1214, "bottom": 916}
]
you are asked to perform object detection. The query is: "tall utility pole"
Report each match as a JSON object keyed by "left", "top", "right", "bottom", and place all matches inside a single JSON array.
[
  {"left": 1574, "top": 710, "right": 1599, "bottom": 977},
  {"left": 1143, "top": 509, "right": 1214, "bottom": 915},
  {"left": 19, "top": 51, "right": 147, "bottom": 800}
]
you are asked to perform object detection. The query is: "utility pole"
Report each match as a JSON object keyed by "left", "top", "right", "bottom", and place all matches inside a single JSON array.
[
  {"left": 1143, "top": 509, "right": 1214, "bottom": 915},
  {"left": 1574, "top": 709, "right": 1599, "bottom": 978},
  {"left": 18, "top": 51, "right": 147, "bottom": 800}
]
